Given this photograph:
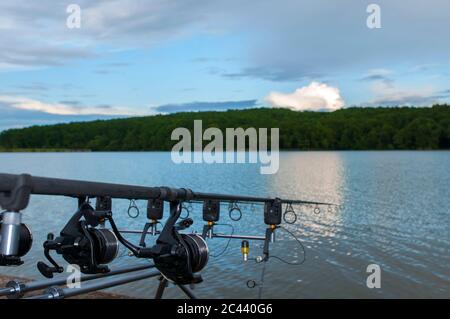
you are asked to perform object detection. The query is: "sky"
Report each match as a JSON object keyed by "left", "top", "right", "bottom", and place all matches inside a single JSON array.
[{"left": 1, "top": 0, "right": 450, "bottom": 130}]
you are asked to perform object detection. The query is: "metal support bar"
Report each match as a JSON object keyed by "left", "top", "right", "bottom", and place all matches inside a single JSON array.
[
  {"left": 0, "top": 263, "right": 155, "bottom": 298},
  {"left": 26, "top": 268, "right": 161, "bottom": 299},
  {"left": 119, "top": 229, "right": 161, "bottom": 235},
  {"left": 212, "top": 233, "right": 266, "bottom": 241}
]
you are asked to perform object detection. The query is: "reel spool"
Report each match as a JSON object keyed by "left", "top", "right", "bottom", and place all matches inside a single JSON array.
[
  {"left": 91, "top": 228, "right": 119, "bottom": 264},
  {"left": 154, "top": 233, "right": 209, "bottom": 285},
  {"left": 61, "top": 228, "right": 119, "bottom": 267},
  {"left": 152, "top": 202, "right": 209, "bottom": 285},
  {"left": 181, "top": 234, "right": 209, "bottom": 273},
  {"left": 0, "top": 222, "right": 33, "bottom": 265}
]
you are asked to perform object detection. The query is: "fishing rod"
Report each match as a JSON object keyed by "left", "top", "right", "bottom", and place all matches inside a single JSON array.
[
  {"left": 0, "top": 173, "right": 334, "bottom": 205},
  {"left": 0, "top": 173, "right": 337, "bottom": 298}
]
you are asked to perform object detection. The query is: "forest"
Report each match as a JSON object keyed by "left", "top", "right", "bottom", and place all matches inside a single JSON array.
[{"left": 0, "top": 105, "right": 449, "bottom": 151}]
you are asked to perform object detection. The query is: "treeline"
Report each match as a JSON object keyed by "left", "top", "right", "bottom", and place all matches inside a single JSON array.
[{"left": 1, "top": 105, "right": 449, "bottom": 151}]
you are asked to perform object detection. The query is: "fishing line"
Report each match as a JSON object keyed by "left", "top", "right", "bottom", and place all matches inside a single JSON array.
[
  {"left": 115, "top": 220, "right": 163, "bottom": 258},
  {"left": 269, "top": 225, "right": 306, "bottom": 266},
  {"left": 248, "top": 225, "right": 306, "bottom": 297},
  {"left": 257, "top": 259, "right": 267, "bottom": 299},
  {"left": 210, "top": 223, "right": 234, "bottom": 258},
  {"left": 116, "top": 246, "right": 132, "bottom": 259}
]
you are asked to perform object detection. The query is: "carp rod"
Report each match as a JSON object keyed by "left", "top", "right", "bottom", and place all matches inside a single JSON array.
[
  {"left": 0, "top": 173, "right": 333, "bottom": 206},
  {"left": 0, "top": 173, "right": 337, "bottom": 298}
]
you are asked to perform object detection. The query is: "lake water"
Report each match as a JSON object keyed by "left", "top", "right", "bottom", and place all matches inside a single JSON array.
[{"left": 0, "top": 151, "right": 449, "bottom": 298}]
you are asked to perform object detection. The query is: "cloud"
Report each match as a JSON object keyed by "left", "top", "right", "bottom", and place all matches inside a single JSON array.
[
  {"left": 265, "top": 82, "right": 344, "bottom": 111},
  {"left": 154, "top": 99, "right": 258, "bottom": 113},
  {"left": 0, "top": 0, "right": 207, "bottom": 70},
  {"left": 360, "top": 69, "right": 450, "bottom": 106},
  {"left": 241, "top": 1, "right": 450, "bottom": 82},
  {"left": 0, "top": 97, "right": 258, "bottom": 131},
  {"left": 0, "top": 95, "right": 258, "bottom": 130},
  {"left": 369, "top": 81, "right": 442, "bottom": 106},
  {"left": 58, "top": 100, "right": 81, "bottom": 106},
  {"left": 0, "top": 102, "right": 125, "bottom": 131},
  {"left": 222, "top": 67, "right": 322, "bottom": 82},
  {"left": 360, "top": 69, "right": 393, "bottom": 83},
  {"left": 0, "top": 95, "right": 150, "bottom": 116},
  {"left": 1, "top": 0, "right": 450, "bottom": 80}
]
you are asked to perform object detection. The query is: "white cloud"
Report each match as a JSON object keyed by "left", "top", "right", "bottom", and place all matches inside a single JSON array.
[
  {"left": 369, "top": 81, "right": 440, "bottom": 106},
  {"left": 265, "top": 82, "right": 345, "bottom": 111},
  {"left": 0, "top": 95, "right": 151, "bottom": 116}
]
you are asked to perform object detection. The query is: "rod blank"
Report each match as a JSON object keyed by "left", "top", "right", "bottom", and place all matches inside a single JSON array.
[{"left": 0, "top": 173, "right": 335, "bottom": 209}]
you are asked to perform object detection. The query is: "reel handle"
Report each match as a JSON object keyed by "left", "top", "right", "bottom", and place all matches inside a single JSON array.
[
  {"left": 37, "top": 261, "right": 63, "bottom": 279},
  {"left": 37, "top": 233, "right": 64, "bottom": 278}
]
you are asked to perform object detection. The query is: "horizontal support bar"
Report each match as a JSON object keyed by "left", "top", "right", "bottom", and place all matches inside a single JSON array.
[
  {"left": 26, "top": 269, "right": 161, "bottom": 299},
  {"left": 212, "top": 233, "right": 266, "bottom": 241},
  {"left": 119, "top": 229, "right": 160, "bottom": 235},
  {"left": 0, "top": 263, "right": 154, "bottom": 298}
]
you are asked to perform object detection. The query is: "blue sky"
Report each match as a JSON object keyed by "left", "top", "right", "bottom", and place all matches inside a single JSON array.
[{"left": 1, "top": 0, "right": 450, "bottom": 130}]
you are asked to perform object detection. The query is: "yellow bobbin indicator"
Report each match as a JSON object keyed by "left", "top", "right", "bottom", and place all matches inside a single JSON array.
[
  {"left": 241, "top": 240, "right": 250, "bottom": 260},
  {"left": 270, "top": 224, "right": 277, "bottom": 229},
  {"left": 207, "top": 221, "right": 214, "bottom": 226}
]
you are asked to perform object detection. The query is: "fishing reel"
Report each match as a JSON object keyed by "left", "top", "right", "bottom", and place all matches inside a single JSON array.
[
  {"left": 95, "top": 200, "right": 209, "bottom": 285},
  {"left": 37, "top": 202, "right": 119, "bottom": 278},
  {"left": 0, "top": 212, "right": 33, "bottom": 266},
  {"left": 141, "top": 201, "right": 209, "bottom": 285}
]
